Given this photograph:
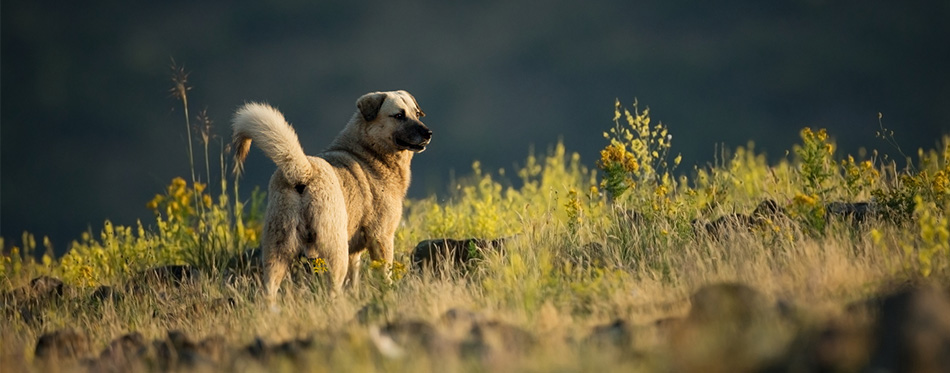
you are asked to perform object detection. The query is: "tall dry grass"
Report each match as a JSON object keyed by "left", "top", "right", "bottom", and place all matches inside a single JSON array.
[{"left": 1, "top": 93, "right": 947, "bottom": 371}]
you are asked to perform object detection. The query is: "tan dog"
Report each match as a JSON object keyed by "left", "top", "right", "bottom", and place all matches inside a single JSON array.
[{"left": 232, "top": 91, "right": 431, "bottom": 300}]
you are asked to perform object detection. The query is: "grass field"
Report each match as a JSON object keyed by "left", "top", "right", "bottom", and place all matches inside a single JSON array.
[{"left": 2, "top": 95, "right": 948, "bottom": 372}]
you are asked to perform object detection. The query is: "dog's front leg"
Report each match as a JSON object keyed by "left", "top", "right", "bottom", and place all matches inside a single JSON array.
[{"left": 367, "top": 238, "right": 394, "bottom": 286}]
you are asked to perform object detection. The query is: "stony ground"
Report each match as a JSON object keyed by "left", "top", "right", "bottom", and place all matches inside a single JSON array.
[{"left": 3, "top": 266, "right": 949, "bottom": 372}]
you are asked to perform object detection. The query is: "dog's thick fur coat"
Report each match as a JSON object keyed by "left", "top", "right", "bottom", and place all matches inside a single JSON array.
[{"left": 232, "top": 91, "right": 431, "bottom": 299}]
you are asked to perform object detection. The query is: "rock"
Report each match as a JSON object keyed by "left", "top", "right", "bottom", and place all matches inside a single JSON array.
[
  {"left": 243, "top": 335, "right": 316, "bottom": 362},
  {"left": 154, "top": 330, "right": 197, "bottom": 369},
  {"left": 618, "top": 209, "right": 646, "bottom": 226},
  {"left": 2, "top": 276, "right": 70, "bottom": 326},
  {"left": 153, "top": 330, "right": 228, "bottom": 369},
  {"left": 651, "top": 316, "right": 684, "bottom": 342},
  {"left": 670, "top": 283, "right": 793, "bottom": 372},
  {"left": 411, "top": 238, "right": 506, "bottom": 274},
  {"left": 195, "top": 335, "right": 230, "bottom": 364},
  {"left": 788, "top": 283, "right": 950, "bottom": 372},
  {"left": 694, "top": 199, "right": 786, "bottom": 238},
  {"left": 35, "top": 329, "right": 90, "bottom": 361},
  {"left": 701, "top": 213, "right": 756, "bottom": 236},
  {"left": 866, "top": 284, "right": 950, "bottom": 373},
  {"left": 461, "top": 319, "right": 537, "bottom": 361},
  {"left": 3, "top": 275, "right": 65, "bottom": 305},
  {"left": 354, "top": 302, "right": 387, "bottom": 325},
  {"left": 687, "top": 282, "right": 773, "bottom": 323},
  {"left": 270, "top": 336, "right": 313, "bottom": 357},
  {"left": 89, "top": 332, "right": 149, "bottom": 372},
  {"left": 585, "top": 319, "right": 634, "bottom": 350},
  {"left": 443, "top": 310, "right": 537, "bottom": 357},
  {"left": 825, "top": 201, "right": 875, "bottom": 224},
  {"left": 752, "top": 199, "right": 784, "bottom": 217},
  {"left": 189, "top": 297, "right": 236, "bottom": 316},
  {"left": 223, "top": 248, "right": 262, "bottom": 282},
  {"left": 13, "top": 305, "right": 42, "bottom": 325},
  {"left": 129, "top": 265, "right": 200, "bottom": 291},
  {"left": 29, "top": 276, "right": 65, "bottom": 299},
  {"left": 153, "top": 297, "right": 236, "bottom": 322},
  {"left": 809, "top": 309, "right": 874, "bottom": 373},
  {"left": 90, "top": 285, "right": 123, "bottom": 303},
  {"left": 243, "top": 337, "right": 269, "bottom": 360},
  {"left": 439, "top": 308, "right": 487, "bottom": 338},
  {"left": 367, "top": 312, "right": 535, "bottom": 366},
  {"left": 374, "top": 319, "right": 452, "bottom": 357},
  {"left": 563, "top": 242, "right": 610, "bottom": 270}
]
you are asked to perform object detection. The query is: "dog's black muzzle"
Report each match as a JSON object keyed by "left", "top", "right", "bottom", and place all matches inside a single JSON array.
[{"left": 394, "top": 120, "right": 432, "bottom": 152}]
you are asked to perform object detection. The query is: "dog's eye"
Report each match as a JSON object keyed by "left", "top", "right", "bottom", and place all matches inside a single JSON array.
[{"left": 392, "top": 111, "right": 406, "bottom": 120}]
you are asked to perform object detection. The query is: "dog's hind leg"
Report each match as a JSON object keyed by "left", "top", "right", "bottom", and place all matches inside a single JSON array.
[
  {"left": 263, "top": 247, "right": 292, "bottom": 305},
  {"left": 312, "top": 226, "right": 347, "bottom": 296},
  {"left": 261, "top": 189, "right": 301, "bottom": 306},
  {"left": 262, "top": 234, "right": 297, "bottom": 305},
  {"left": 345, "top": 251, "right": 363, "bottom": 293},
  {"left": 303, "top": 185, "right": 349, "bottom": 297}
]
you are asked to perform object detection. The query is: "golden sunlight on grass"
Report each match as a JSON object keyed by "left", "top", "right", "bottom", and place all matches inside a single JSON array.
[{"left": 2, "top": 97, "right": 948, "bottom": 372}]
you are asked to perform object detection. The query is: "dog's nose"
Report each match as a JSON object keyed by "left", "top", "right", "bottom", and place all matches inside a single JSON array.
[{"left": 423, "top": 129, "right": 433, "bottom": 140}]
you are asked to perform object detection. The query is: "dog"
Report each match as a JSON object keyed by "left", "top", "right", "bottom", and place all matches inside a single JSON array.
[{"left": 232, "top": 90, "right": 431, "bottom": 300}]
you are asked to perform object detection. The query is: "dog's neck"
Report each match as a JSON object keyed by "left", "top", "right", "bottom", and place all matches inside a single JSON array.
[{"left": 326, "top": 120, "right": 414, "bottom": 193}]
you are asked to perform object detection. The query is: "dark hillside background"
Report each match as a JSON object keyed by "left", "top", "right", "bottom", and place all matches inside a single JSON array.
[{"left": 2, "top": 0, "right": 948, "bottom": 253}]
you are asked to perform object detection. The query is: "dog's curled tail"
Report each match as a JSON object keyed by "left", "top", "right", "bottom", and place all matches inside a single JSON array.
[{"left": 231, "top": 102, "right": 313, "bottom": 185}]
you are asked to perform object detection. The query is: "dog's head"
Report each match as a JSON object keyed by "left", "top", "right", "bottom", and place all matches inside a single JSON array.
[{"left": 356, "top": 90, "right": 432, "bottom": 153}]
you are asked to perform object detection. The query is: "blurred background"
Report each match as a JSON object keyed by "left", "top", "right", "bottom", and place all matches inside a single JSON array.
[{"left": 2, "top": 0, "right": 948, "bottom": 253}]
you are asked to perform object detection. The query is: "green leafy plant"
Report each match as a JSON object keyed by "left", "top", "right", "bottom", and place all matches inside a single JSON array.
[
  {"left": 5, "top": 93, "right": 950, "bottom": 372},
  {"left": 597, "top": 99, "right": 681, "bottom": 205},
  {"left": 905, "top": 196, "right": 949, "bottom": 277},
  {"left": 52, "top": 66, "right": 267, "bottom": 287}
]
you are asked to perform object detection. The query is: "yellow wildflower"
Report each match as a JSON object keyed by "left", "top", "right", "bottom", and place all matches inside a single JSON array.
[
  {"left": 146, "top": 194, "right": 163, "bottom": 210},
  {"left": 311, "top": 258, "right": 328, "bottom": 274},
  {"left": 793, "top": 192, "right": 819, "bottom": 206},
  {"left": 933, "top": 170, "right": 948, "bottom": 193}
]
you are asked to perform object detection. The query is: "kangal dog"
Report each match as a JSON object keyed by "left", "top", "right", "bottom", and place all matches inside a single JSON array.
[{"left": 232, "top": 91, "right": 431, "bottom": 301}]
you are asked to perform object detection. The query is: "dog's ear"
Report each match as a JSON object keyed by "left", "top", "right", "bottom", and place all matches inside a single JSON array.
[{"left": 357, "top": 92, "right": 387, "bottom": 122}]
